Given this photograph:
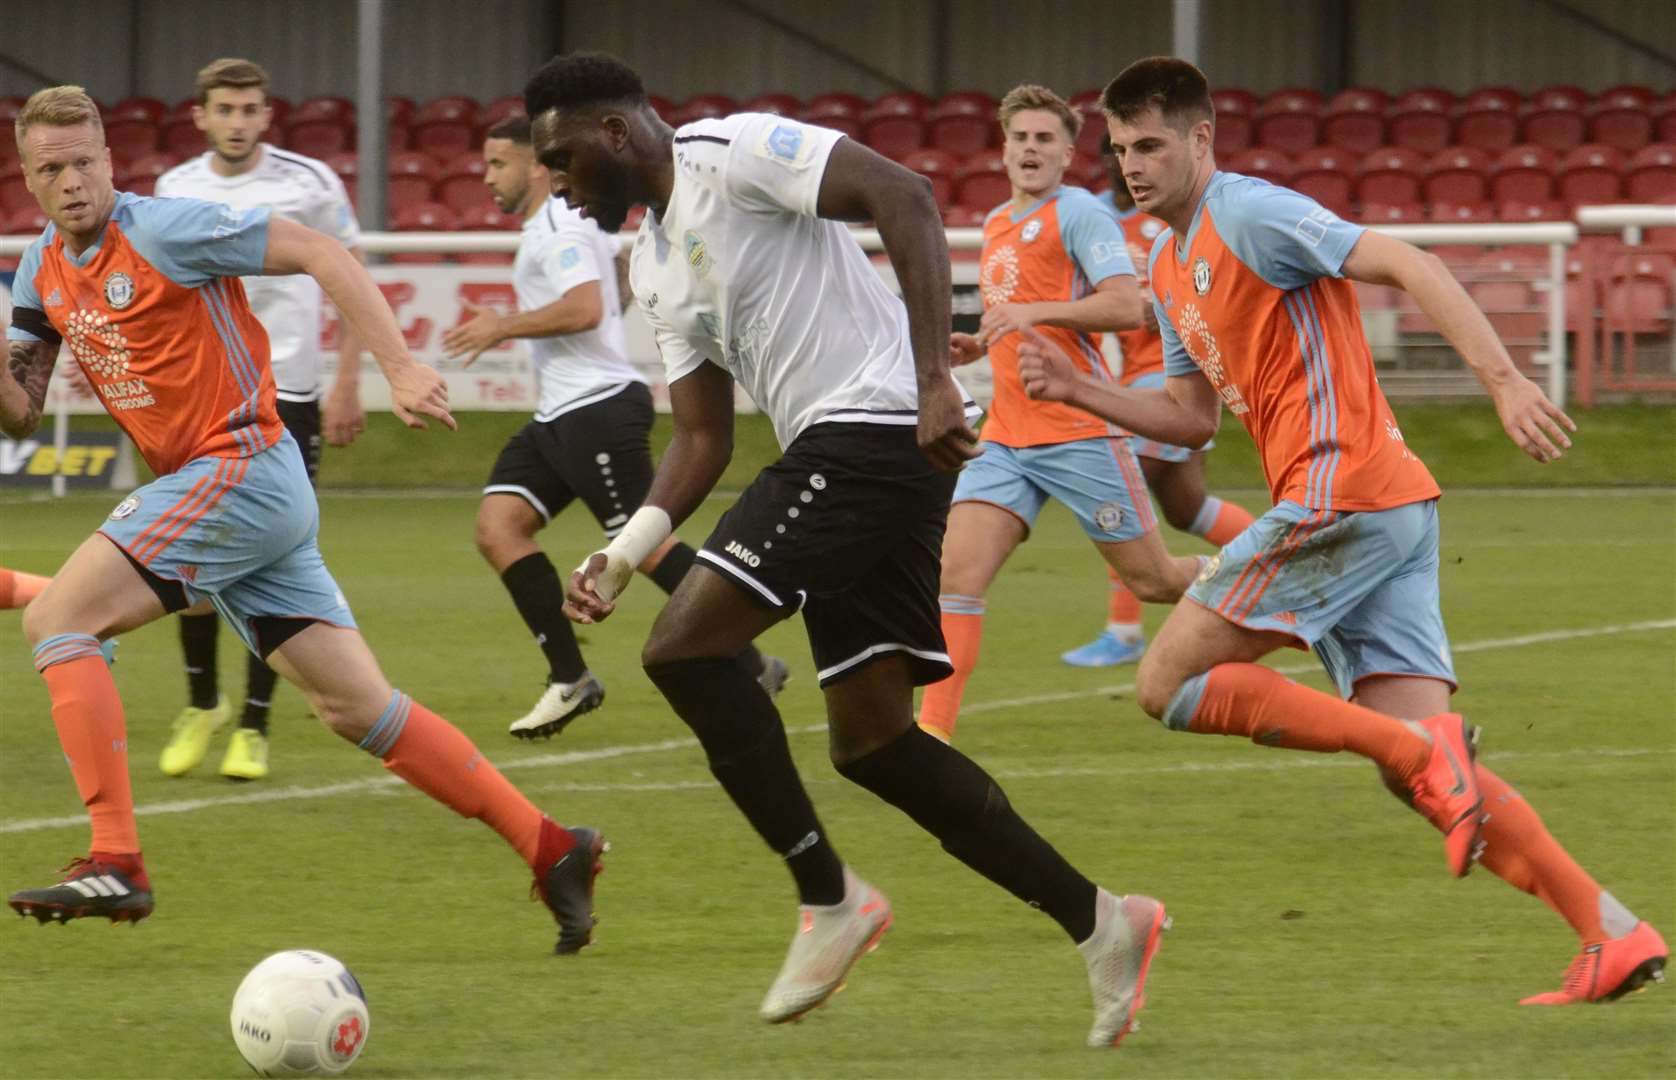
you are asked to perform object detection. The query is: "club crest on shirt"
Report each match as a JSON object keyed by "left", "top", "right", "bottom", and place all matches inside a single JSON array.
[
  {"left": 684, "top": 230, "right": 712, "bottom": 279},
  {"left": 1192, "top": 256, "right": 1212, "bottom": 296},
  {"left": 109, "top": 494, "right": 141, "bottom": 520},
  {"left": 1021, "top": 219, "right": 1042, "bottom": 243},
  {"left": 104, "top": 271, "right": 135, "bottom": 310}
]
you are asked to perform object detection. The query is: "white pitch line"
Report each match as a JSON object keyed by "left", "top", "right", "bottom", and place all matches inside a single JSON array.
[{"left": 0, "top": 618, "right": 1671, "bottom": 835}]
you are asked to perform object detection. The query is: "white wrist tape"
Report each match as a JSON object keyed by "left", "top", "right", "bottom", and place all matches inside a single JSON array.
[{"left": 584, "top": 505, "right": 673, "bottom": 603}]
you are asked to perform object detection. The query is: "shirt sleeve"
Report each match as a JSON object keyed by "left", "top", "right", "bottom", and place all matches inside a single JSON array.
[
  {"left": 4, "top": 243, "right": 61, "bottom": 345},
  {"left": 313, "top": 171, "right": 361, "bottom": 249},
  {"left": 1214, "top": 179, "right": 1366, "bottom": 291},
  {"left": 540, "top": 220, "right": 606, "bottom": 297},
  {"left": 1059, "top": 191, "right": 1135, "bottom": 286},
  {"left": 125, "top": 196, "right": 271, "bottom": 287},
  {"left": 654, "top": 324, "right": 715, "bottom": 386},
  {"left": 718, "top": 115, "right": 845, "bottom": 216}
]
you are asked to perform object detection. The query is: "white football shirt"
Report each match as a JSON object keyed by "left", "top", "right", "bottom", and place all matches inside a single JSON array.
[
  {"left": 629, "top": 113, "right": 976, "bottom": 448},
  {"left": 156, "top": 145, "right": 358, "bottom": 402},
  {"left": 514, "top": 196, "right": 642, "bottom": 421}
]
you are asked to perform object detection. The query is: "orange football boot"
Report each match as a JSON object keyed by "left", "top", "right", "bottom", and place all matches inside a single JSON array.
[{"left": 1521, "top": 921, "right": 1668, "bottom": 1005}]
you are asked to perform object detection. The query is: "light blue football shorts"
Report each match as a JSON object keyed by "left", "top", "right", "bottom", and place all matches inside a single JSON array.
[
  {"left": 953, "top": 436, "right": 1157, "bottom": 542},
  {"left": 99, "top": 431, "right": 355, "bottom": 656},
  {"left": 1123, "top": 372, "right": 1213, "bottom": 464},
  {"left": 1186, "top": 498, "right": 1456, "bottom": 698}
]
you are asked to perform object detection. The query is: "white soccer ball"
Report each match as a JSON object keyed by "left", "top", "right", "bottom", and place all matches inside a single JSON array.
[{"left": 230, "top": 950, "right": 370, "bottom": 1077}]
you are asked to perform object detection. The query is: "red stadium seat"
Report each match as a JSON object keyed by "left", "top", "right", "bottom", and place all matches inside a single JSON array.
[
  {"left": 1522, "top": 103, "right": 1587, "bottom": 153},
  {"left": 4, "top": 203, "right": 48, "bottom": 235},
  {"left": 265, "top": 96, "right": 292, "bottom": 131},
  {"left": 1228, "top": 147, "right": 1294, "bottom": 186},
  {"left": 292, "top": 96, "right": 354, "bottom": 124},
  {"left": 1531, "top": 85, "right": 1590, "bottom": 111},
  {"left": 897, "top": 147, "right": 961, "bottom": 209},
  {"left": 104, "top": 118, "right": 160, "bottom": 163},
  {"left": 1497, "top": 199, "right": 1568, "bottom": 222},
  {"left": 954, "top": 150, "right": 1009, "bottom": 212},
  {"left": 1588, "top": 101, "right": 1652, "bottom": 153},
  {"left": 118, "top": 151, "right": 179, "bottom": 191},
  {"left": 1597, "top": 85, "right": 1656, "bottom": 108},
  {"left": 1422, "top": 146, "right": 1491, "bottom": 206},
  {"left": 1606, "top": 251, "right": 1673, "bottom": 333},
  {"left": 1469, "top": 250, "right": 1547, "bottom": 358},
  {"left": 1321, "top": 89, "right": 1386, "bottom": 154},
  {"left": 109, "top": 96, "right": 167, "bottom": 125},
  {"left": 386, "top": 96, "right": 417, "bottom": 129},
  {"left": 1291, "top": 146, "right": 1355, "bottom": 216},
  {"left": 1454, "top": 88, "right": 1523, "bottom": 153},
  {"left": 1356, "top": 147, "right": 1424, "bottom": 206},
  {"left": 387, "top": 150, "right": 441, "bottom": 212},
  {"left": 1210, "top": 88, "right": 1256, "bottom": 157},
  {"left": 1556, "top": 144, "right": 1626, "bottom": 206},
  {"left": 457, "top": 202, "right": 518, "bottom": 230},
  {"left": 942, "top": 204, "right": 988, "bottom": 228},
  {"left": 871, "top": 91, "right": 930, "bottom": 118},
  {"left": 162, "top": 118, "right": 205, "bottom": 158},
  {"left": 1065, "top": 157, "right": 1104, "bottom": 191},
  {"left": 323, "top": 151, "right": 359, "bottom": 205},
  {"left": 480, "top": 95, "right": 525, "bottom": 130},
  {"left": 1211, "top": 88, "right": 1258, "bottom": 118},
  {"left": 435, "top": 152, "right": 489, "bottom": 213},
  {"left": 0, "top": 96, "right": 27, "bottom": 123},
  {"left": 928, "top": 93, "right": 996, "bottom": 157},
  {"left": 1429, "top": 201, "right": 1494, "bottom": 223},
  {"left": 412, "top": 97, "right": 479, "bottom": 159},
  {"left": 1463, "top": 87, "right": 1521, "bottom": 112},
  {"left": 801, "top": 94, "right": 864, "bottom": 139},
  {"left": 741, "top": 93, "right": 802, "bottom": 117},
  {"left": 860, "top": 104, "right": 925, "bottom": 158},
  {"left": 647, "top": 95, "right": 675, "bottom": 122},
  {"left": 673, "top": 94, "right": 737, "bottom": 125},
  {"left": 1355, "top": 201, "right": 1423, "bottom": 224},
  {"left": 1387, "top": 89, "right": 1455, "bottom": 154},
  {"left": 0, "top": 162, "right": 32, "bottom": 214},
  {"left": 286, "top": 119, "right": 353, "bottom": 158},
  {"left": 1625, "top": 144, "right": 1676, "bottom": 201},
  {"left": 1254, "top": 90, "right": 1320, "bottom": 155},
  {"left": 389, "top": 202, "right": 459, "bottom": 264},
  {"left": 1489, "top": 145, "right": 1558, "bottom": 205}
]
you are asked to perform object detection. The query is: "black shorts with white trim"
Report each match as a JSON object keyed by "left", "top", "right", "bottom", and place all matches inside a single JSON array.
[
  {"left": 276, "top": 397, "right": 322, "bottom": 486},
  {"left": 483, "top": 383, "right": 655, "bottom": 534},
  {"left": 697, "top": 421, "right": 956, "bottom": 688}
]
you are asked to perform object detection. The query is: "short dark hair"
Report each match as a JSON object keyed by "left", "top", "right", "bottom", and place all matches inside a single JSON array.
[
  {"left": 1099, "top": 132, "right": 1113, "bottom": 155},
  {"left": 486, "top": 114, "right": 531, "bottom": 144},
  {"left": 1100, "top": 57, "right": 1214, "bottom": 131},
  {"left": 524, "top": 51, "right": 647, "bottom": 119}
]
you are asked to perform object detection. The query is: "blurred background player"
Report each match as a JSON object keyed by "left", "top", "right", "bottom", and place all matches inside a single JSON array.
[
  {"left": 442, "top": 115, "right": 784, "bottom": 738},
  {"left": 152, "top": 58, "right": 367, "bottom": 782},
  {"left": 536, "top": 53, "right": 1165, "bottom": 1047},
  {"left": 1019, "top": 56, "right": 1666, "bottom": 1006},
  {"left": 1062, "top": 133, "right": 1255, "bottom": 668},
  {"left": 916, "top": 84, "right": 1201, "bottom": 743},
  {"left": 1, "top": 567, "right": 51, "bottom": 609},
  {"left": 3, "top": 86, "right": 604, "bottom": 953}
]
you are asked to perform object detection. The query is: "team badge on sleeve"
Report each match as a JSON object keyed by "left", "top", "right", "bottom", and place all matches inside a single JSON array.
[
  {"left": 755, "top": 123, "right": 816, "bottom": 169},
  {"left": 104, "top": 272, "right": 135, "bottom": 310}
]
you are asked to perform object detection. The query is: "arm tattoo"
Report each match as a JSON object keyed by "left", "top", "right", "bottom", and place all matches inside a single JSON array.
[{"left": 2, "top": 340, "right": 58, "bottom": 438}]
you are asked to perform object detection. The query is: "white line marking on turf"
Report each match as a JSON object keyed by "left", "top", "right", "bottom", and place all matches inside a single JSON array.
[{"left": 1, "top": 619, "right": 1671, "bottom": 835}]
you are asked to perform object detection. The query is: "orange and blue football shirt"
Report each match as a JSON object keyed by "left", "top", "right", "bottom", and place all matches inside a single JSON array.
[
  {"left": 1148, "top": 172, "right": 1440, "bottom": 512},
  {"left": 978, "top": 185, "right": 1134, "bottom": 447},
  {"left": 7, "top": 192, "right": 280, "bottom": 477},
  {"left": 1103, "top": 202, "right": 1167, "bottom": 384}
]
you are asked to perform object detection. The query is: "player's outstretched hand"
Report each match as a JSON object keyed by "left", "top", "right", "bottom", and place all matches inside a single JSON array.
[
  {"left": 917, "top": 377, "right": 980, "bottom": 473},
  {"left": 979, "top": 302, "right": 1035, "bottom": 344},
  {"left": 440, "top": 302, "right": 503, "bottom": 367},
  {"left": 1493, "top": 373, "right": 1575, "bottom": 463},
  {"left": 564, "top": 550, "right": 632, "bottom": 624},
  {"left": 389, "top": 362, "right": 458, "bottom": 432},
  {"left": 949, "top": 332, "right": 985, "bottom": 367},
  {"left": 1017, "top": 328, "right": 1080, "bottom": 404},
  {"left": 321, "top": 382, "right": 366, "bottom": 447}
]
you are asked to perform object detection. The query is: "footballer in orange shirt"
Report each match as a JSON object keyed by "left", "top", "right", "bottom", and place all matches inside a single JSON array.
[{"left": 1019, "top": 57, "right": 1665, "bottom": 1006}]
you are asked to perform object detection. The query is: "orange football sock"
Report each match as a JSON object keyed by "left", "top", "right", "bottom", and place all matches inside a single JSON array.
[
  {"left": 918, "top": 598, "right": 984, "bottom": 741},
  {"left": 1106, "top": 567, "right": 1142, "bottom": 627},
  {"left": 1196, "top": 497, "right": 1256, "bottom": 546},
  {"left": 35, "top": 640, "right": 139, "bottom": 855},
  {"left": 1180, "top": 663, "right": 1431, "bottom": 777},
  {"left": 0, "top": 568, "right": 51, "bottom": 610},
  {"left": 365, "top": 692, "right": 545, "bottom": 868}
]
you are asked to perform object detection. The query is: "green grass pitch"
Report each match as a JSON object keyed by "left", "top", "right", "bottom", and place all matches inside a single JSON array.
[{"left": 1, "top": 418, "right": 1672, "bottom": 1077}]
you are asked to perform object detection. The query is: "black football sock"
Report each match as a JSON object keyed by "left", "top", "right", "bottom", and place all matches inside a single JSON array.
[
  {"left": 241, "top": 654, "right": 279, "bottom": 734},
  {"left": 647, "top": 544, "right": 767, "bottom": 678},
  {"left": 179, "top": 612, "right": 220, "bottom": 709},
  {"left": 500, "top": 552, "right": 587, "bottom": 684},
  {"left": 838, "top": 725, "right": 1098, "bottom": 942},
  {"left": 645, "top": 656, "right": 845, "bottom": 905}
]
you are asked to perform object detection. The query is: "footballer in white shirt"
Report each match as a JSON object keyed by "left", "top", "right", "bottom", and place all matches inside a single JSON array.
[
  {"left": 151, "top": 58, "right": 367, "bottom": 785},
  {"left": 439, "top": 115, "right": 784, "bottom": 740},
  {"left": 528, "top": 52, "right": 1154, "bottom": 1048}
]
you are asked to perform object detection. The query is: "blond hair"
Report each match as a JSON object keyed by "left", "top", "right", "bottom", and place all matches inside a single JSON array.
[
  {"left": 997, "top": 84, "right": 1081, "bottom": 140},
  {"left": 14, "top": 85, "right": 103, "bottom": 153},
  {"left": 195, "top": 57, "right": 270, "bottom": 104}
]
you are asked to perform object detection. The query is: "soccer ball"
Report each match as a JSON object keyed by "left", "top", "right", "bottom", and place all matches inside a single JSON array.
[{"left": 230, "top": 950, "right": 370, "bottom": 1077}]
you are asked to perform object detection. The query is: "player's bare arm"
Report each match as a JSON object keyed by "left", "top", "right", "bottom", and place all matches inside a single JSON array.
[
  {"left": 0, "top": 339, "right": 58, "bottom": 439},
  {"left": 1017, "top": 327, "right": 1219, "bottom": 447},
  {"left": 321, "top": 246, "right": 368, "bottom": 447},
  {"left": 980, "top": 275, "right": 1145, "bottom": 342},
  {"left": 1343, "top": 229, "right": 1575, "bottom": 463},
  {"left": 814, "top": 138, "right": 978, "bottom": 472},
  {"left": 613, "top": 247, "right": 633, "bottom": 312},
  {"left": 441, "top": 281, "right": 605, "bottom": 366},
  {"left": 565, "top": 361, "right": 735, "bottom": 623},
  {"left": 263, "top": 217, "right": 456, "bottom": 432}
]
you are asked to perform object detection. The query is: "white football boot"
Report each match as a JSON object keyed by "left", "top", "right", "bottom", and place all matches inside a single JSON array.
[
  {"left": 759, "top": 867, "right": 893, "bottom": 1023},
  {"left": 1081, "top": 887, "right": 1170, "bottom": 1048},
  {"left": 507, "top": 674, "right": 605, "bottom": 739}
]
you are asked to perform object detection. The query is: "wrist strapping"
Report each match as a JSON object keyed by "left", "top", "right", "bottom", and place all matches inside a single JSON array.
[{"left": 602, "top": 506, "right": 673, "bottom": 569}]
